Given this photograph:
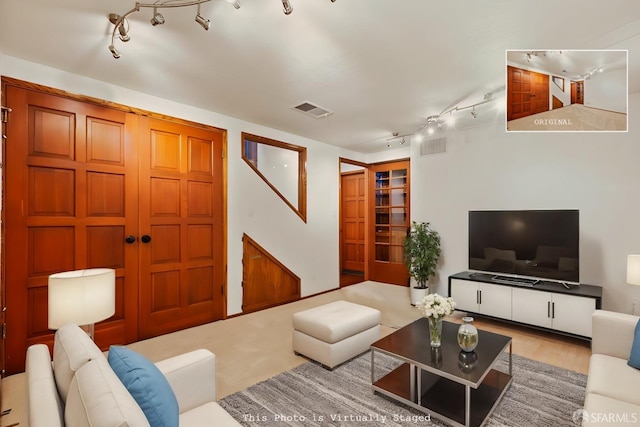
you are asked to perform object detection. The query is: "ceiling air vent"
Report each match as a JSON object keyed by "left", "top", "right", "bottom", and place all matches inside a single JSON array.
[
  {"left": 420, "top": 137, "right": 447, "bottom": 156},
  {"left": 292, "top": 101, "right": 333, "bottom": 118}
]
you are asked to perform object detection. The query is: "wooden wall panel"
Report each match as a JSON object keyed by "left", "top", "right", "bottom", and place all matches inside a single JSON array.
[
  {"left": 186, "top": 267, "right": 214, "bottom": 305},
  {"left": 87, "top": 226, "right": 125, "bottom": 269},
  {"left": 29, "top": 106, "right": 75, "bottom": 159},
  {"left": 87, "top": 118, "right": 124, "bottom": 165},
  {"left": 87, "top": 172, "right": 124, "bottom": 216},
  {"left": 187, "top": 181, "right": 212, "bottom": 217},
  {"left": 150, "top": 178, "right": 180, "bottom": 216},
  {"left": 28, "top": 227, "right": 75, "bottom": 276},
  {"left": 28, "top": 167, "right": 75, "bottom": 216},
  {"left": 188, "top": 225, "right": 213, "bottom": 260},
  {"left": 150, "top": 225, "right": 181, "bottom": 264},
  {"left": 151, "top": 130, "right": 181, "bottom": 171},
  {"left": 151, "top": 270, "right": 181, "bottom": 311},
  {"left": 242, "top": 234, "right": 300, "bottom": 313},
  {"left": 188, "top": 137, "right": 212, "bottom": 175}
]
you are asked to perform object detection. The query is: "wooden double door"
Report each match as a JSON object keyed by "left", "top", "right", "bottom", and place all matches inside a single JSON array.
[
  {"left": 507, "top": 65, "right": 550, "bottom": 121},
  {"left": 3, "top": 81, "right": 225, "bottom": 374}
]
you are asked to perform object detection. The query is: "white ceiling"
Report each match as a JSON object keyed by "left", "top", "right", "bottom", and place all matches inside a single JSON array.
[{"left": 1, "top": 0, "right": 639, "bottom": 153}]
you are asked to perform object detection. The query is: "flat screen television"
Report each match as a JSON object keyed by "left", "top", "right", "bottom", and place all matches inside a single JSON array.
[{"left": 468, "top": 209, "right": 579, "bottom": 283}]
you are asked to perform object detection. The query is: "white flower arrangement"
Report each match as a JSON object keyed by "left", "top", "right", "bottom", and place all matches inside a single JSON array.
[{"left": 417, "top": 293, "right": 456, "bottom": 319}]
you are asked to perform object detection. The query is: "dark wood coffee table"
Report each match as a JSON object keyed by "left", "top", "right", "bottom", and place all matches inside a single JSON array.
[{"left": 371, "top": 318, "right": 512, "bottom": 427}]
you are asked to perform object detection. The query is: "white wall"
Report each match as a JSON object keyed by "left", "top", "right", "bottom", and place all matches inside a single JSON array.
[
  {"left": 0, "top": 54, "right": 341, "bottom": 315},
  {"left": 411, "top": 92, "right": 640, "bottom": 314},
  {"left": 585, "top": 68, "right": 627, "bottom": 113}
]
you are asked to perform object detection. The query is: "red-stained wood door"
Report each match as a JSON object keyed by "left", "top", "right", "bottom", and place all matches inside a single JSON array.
[
  {"left": 341, "top": 171, "right": 366, "bottom": 273},
  {"left": 507, "top": 66, "right": 549, "bottom": 121},
  {"left": 3, "top": 85, "right": 140, "bottom": 373},
  {"left": 137, "top": 117, "right": 225, "bottom": 338},
  {"left": 2, "top": 82, "right": 226, "bottom": 374}
]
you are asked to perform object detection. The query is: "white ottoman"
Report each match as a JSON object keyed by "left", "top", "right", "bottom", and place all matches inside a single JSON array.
[{"left": 292, "top": 300, "right": 381, "bottom": 369}]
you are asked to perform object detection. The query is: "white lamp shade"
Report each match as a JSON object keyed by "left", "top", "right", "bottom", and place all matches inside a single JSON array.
[
  {"left": 48, "top": 268, "right": 116, "bottom": 329},
  {"left": 628, "top": 255, "right": 640, "bottom": 286}
]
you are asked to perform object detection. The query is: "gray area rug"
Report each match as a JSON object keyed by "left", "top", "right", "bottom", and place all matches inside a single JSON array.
[{"left": 220, "top": 351, "right": 586, "bottom": 426}]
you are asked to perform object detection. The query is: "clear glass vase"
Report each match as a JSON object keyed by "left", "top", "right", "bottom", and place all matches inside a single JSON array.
[
  {"left": 428, "top": 316, "right": 443, "bottom": 347},
  {"left": 457, "top": 316, "right": 479, "bottom": 352}
]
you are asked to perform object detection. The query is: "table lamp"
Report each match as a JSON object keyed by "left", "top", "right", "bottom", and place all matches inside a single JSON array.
[
  {"left": 48, "top": 268, "right": 116, "bottom": 339},
  {"left": 628, "top": 255, "right": 640, "bottom": 286}
]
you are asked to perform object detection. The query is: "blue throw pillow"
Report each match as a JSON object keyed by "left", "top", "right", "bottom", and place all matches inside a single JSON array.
[
  {"left": 108, "top": 346, "right": 179, "bottom": 427},
  {"left": 628, "top": 319, "right": 640, "bottom": 369}
]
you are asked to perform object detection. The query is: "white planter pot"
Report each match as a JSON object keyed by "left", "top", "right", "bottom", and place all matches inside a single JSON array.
[{"left": 410, "top": 286, "right": 428, "bottom": 306}]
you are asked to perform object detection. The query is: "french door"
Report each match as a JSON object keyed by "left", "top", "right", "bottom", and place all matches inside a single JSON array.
[{"left": 2, "top": 81, "right": 225, "bottom": 373}]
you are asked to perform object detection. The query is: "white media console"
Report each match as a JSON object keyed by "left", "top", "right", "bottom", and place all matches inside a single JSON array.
[{"left": 448, "top": 271, "right": 603, "bottom": 340}]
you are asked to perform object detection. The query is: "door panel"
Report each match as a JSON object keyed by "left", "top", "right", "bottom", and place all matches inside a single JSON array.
[
  {"left": 138, "top": 117, "right": 224, "bottom": 338},
  {"left": 341, "top": 172, "right": 365, "bottom": 273},
  {"left": 4, "top": 86, "right": 139, "bottom": 373}
]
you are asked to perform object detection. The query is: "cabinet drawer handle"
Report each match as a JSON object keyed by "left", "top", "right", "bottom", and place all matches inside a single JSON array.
[
  {"left": 552, "top": 302, "right": 555, "bottom": 319},
  {"left": 547, "top": 301, "right": 550, "bottom": 318}
]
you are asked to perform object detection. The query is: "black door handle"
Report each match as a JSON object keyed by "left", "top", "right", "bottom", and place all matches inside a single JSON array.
[
  {"left": 125, "top": 235, "right": 136, "bottom": 244},
  {"left": 141, "top": 234, "right": 152, "bottom": 244}
]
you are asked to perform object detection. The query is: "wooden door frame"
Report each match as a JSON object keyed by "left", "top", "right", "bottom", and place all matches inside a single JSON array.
[{"left": 338, "top": 158, "right": 370, "bottom": 282}]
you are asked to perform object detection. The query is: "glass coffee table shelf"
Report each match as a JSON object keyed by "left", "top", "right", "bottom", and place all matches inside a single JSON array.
[{"left": 371, "top": 318, "right": 512, "bottom": 427}]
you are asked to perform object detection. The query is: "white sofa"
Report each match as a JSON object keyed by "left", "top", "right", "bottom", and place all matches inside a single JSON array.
[
  {"left": 26, "top": 323, "right": 240, "bottom": 427},
  {"left": 583, "top": 310, "right": 640, "bottom": 426}
]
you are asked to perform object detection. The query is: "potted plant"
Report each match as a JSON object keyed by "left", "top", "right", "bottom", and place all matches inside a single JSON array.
[{"left": 404, "top": 221, "right": 442, "bottom": 305}]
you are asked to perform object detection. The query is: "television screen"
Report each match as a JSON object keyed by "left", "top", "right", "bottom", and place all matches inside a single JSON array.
[{"left": 468, "top": 210, "right": 579, "bottom": 283}]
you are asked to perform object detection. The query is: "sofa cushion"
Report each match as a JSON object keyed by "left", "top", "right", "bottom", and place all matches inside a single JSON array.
[
  {"left": 108, "top": 346, "right": 179, "bottom": 427},
  {"left": 627, "top": 319, "right": 640, "bottom": 369},
  {"left": 583, "top": 393, "right": 640, "bottom": 426},
  {"left": 179, "top": 402, "right": 242, "bottom": 427},
  {"left": 65, "top": 358, "right": 150, "bottom": 427},
  {"left": 53, "top": 323, "right": 105, "bottom": 402},
  {"left": 587, "top": 354, "right": 640, "bottom": 407}
]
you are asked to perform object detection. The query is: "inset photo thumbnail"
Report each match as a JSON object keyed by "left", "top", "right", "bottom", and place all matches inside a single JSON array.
[{"left": 506, "top": 50, "right": 627, "bottom": 132}]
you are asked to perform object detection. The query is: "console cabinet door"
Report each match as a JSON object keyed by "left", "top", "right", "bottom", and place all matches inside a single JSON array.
[
  {"left": 450, "top": 279, "right": 479, "bottom": 312},
  {"left": 512, "top": 288, "right": 553, "bottom": 329},
  {"left": 478, "top": 283, "right": 512, "bottom": 319},
  {"left": 551, "top": 293, "right": 595, "bottom": 338}
]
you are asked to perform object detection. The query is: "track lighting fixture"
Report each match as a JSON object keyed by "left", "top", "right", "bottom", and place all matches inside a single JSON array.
[
  {"left": 195, "top": 4, "right": 210, "bottom": 30},
  {"left": 471, "top": 106, "right": 477, "bottom": 118},
  {"left": 282, "top": 0, "right": 293, "bottom": 15},
  {"left": 150, "top": 8, "right": 165, "bottom": 26},
  {"left": 109, "top": 13, "right": 130, "bottom": 42},
  {"left": 108, "top": 0, "right": 332, "bottom": 58}
]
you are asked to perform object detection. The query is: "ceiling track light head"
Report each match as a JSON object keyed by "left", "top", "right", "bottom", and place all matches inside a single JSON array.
[
  {"left": 195, "top": 13, "right": 210, "bottom": 30},
  {"left": 195, "top": 3, "right": 210, "bottom": 30},
  {"left": 150, "top": 8, "right": 165, "bottom": 26},
  {"left": 282, "top": 0, "right": 293, "bottom": 15},
  {"left": 108, "top": 44, "right": 121, "bottom": 59},
  {"left": 226, "top": 0, "right": 241, "bottom": 9}
]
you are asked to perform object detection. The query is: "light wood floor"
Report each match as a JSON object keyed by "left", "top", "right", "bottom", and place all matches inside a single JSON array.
[{"left": 0, "top": 281, "right": 591, "bottom": 427}]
